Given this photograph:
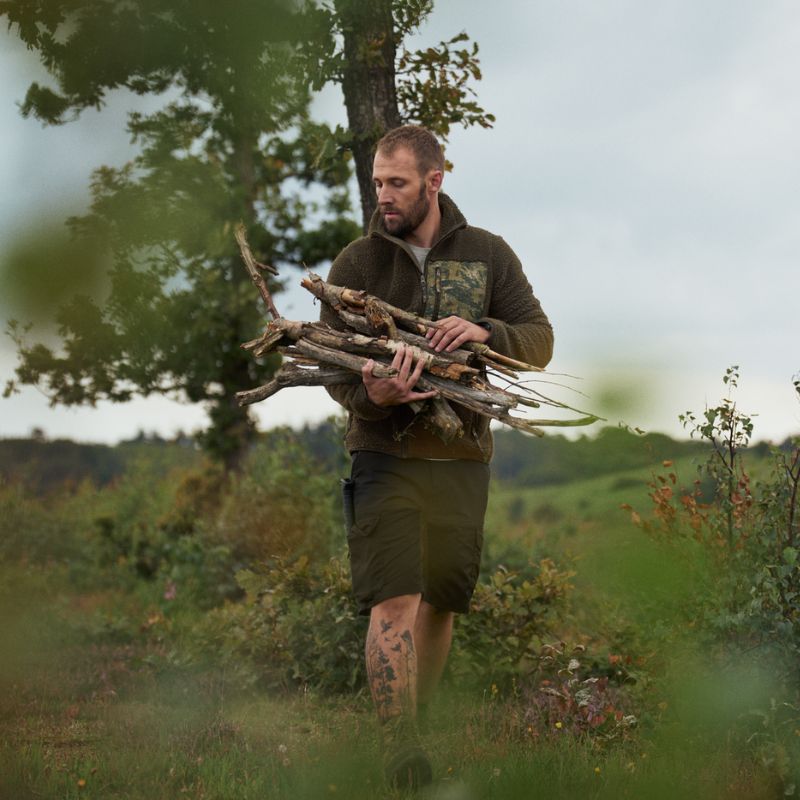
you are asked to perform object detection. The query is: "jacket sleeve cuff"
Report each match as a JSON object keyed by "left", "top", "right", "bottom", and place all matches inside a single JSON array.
[
  {"left": 476, "top": 317, "right": 497, "bottom": 346},
  {"left": 349, "top": 383, "right": 393, "bottom": 421}
]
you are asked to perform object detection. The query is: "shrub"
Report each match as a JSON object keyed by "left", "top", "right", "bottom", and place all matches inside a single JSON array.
[
  {"left": 622, "top": 368, "right": 800, "bottom": 792},
  {"left": 210, "top": 431, "right": 341, "bottom": 566},
  {"left": 625, "top": 368, "right": 800, "bottom": 664},
  {"left": 449, "top": 559, "right": 575, "bottom": 690},
  {"left": 0, "top": 479, "right": 91, "bottom": 564},
  {"left": 192, "top": 556, "right": 576, "bottom": 696},
  {"left": 192, "top": 555, "right": 366, "bottom": 693}
]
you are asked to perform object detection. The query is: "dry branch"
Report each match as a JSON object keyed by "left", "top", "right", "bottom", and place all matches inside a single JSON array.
[
  {"left": 236, "top": 364, "right": 358, "bottom": 406},
  {"left": 301, "top": 272, "right": 545, "bottom": 374},
  {"left": 234, "top": 230, "right": 601, "bottom": 440},
  {"left": 235, "top": 224, "right": 281, "bottom": 320}
]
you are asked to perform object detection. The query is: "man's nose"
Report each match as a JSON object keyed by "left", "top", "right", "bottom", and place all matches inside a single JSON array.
[{"left": 377, "top": 185, "right": 393, "bottom": 205}]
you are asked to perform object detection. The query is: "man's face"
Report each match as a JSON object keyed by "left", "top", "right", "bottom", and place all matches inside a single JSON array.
[{"left": 372, "top": 146, "right": 433, "bottom": 239}]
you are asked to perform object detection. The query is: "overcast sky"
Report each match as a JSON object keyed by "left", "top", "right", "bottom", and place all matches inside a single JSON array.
[{"left": 1, "top": 0, "right": 798, "bottom": 444}]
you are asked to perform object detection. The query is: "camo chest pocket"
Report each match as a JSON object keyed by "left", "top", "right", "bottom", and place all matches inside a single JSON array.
[{"left": 427, "top": 260, "right": 488, "bottom": 321}]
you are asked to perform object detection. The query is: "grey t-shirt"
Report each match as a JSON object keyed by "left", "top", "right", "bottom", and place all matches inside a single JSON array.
[{"left": 407, "top": 243, "right": 431, "bottom": 271}]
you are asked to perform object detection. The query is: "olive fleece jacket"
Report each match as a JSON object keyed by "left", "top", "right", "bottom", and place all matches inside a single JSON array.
[{"left": 321, "top": 193, "right": 554, "bottom": 462}]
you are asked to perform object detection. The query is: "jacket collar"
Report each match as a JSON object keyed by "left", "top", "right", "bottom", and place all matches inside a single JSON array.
[{"left": 367, "top": 192, "right": 467, "bottom": 250}]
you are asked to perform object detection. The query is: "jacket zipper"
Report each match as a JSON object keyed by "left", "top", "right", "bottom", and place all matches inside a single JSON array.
[{"left": 432, "top": 264, "right": 442, "bottom": 320}]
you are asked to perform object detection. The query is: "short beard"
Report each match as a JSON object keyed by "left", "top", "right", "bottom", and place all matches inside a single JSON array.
[{"left": 382, "top": 182, "right": 429, "bottom": 239}]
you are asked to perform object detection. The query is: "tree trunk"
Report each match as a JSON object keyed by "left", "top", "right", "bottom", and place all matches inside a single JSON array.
[
  {"left": 334, "top": 0, "right": 402, "bottom": 231},
  {"left": 208, "top": 127, "right": 263, "bottom": 471}
]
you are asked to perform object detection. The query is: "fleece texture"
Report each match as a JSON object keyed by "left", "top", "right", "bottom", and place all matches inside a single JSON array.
[{"left": 321, "top": 193, "right": 554, "bottom": 462}]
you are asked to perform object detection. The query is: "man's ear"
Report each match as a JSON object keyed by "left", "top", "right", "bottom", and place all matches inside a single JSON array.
[{"left": 428, "top": 169, "right": 443, "bottom": 193}]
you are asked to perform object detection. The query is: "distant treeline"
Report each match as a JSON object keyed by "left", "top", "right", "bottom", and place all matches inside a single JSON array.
[
  {"left": 0, "top": 432, "right": 199, "bottom": 494},
  {"left": 0, "top": 423, "right": 791, "bottom": 494}
]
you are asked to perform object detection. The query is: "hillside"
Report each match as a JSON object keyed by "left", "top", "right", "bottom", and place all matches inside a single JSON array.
[{"left": 0, "top": 423, "right": 790, "bottom": 494}]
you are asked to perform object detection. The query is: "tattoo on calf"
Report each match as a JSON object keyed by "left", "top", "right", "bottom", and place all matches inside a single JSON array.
[{"left": 366, "top": 622, "right": 416, "bottom": 723}]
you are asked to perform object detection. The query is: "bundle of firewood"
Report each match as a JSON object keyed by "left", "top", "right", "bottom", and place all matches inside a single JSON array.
[{"left": 234, "top": 226, "right": 600, "bottom": 441}]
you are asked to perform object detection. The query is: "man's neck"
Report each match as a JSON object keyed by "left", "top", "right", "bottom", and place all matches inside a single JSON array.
[{"left": 405, "top": 195, "right": 441, "bottom": 249}]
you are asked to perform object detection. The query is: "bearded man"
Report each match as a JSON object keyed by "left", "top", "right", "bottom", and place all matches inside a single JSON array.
[{"left": 322, "top": 125, "right": 554, "bottom": 789}]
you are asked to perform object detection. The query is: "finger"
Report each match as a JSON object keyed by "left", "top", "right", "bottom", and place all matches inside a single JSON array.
[
  {"left": 445, "top": 333, "right": 469, "bottom": 352},
  {"left": 427, "top": 317, "right": 449, "bottom": 342},
  {"left": 398, "top": 345, "right": 414, "bottom": 382},
  {"left": 408, "top": 353, "right": 427, "bottom": 387},
  {"left": 428, "top": 322, "right": 450, "bottom": 349},
  {"left": 434, "top": 325, "right": 462, "bottom": 352},
  {"left": 361, "top": 358, "right": 375, "bottom": 381},
  {"left": 391, "top": 345, "right": 405, "bottom": 370},
  {"left": 444, "top": 326, "right": 476, "bottom": 351}
]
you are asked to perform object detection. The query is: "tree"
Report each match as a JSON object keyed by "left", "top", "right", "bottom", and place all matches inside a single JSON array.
[
  {"left": 305, "top": 0, "right": 496, "bottom": 229},
  {"left": 2, "top": 0, "right": 359, "bottom": 466},
  {"left": 2, "top": 0, "right": 494, "bottom": 463}
]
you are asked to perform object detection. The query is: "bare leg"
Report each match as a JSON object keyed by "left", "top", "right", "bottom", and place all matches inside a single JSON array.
[
  {"left": 366, "top": 593, "right": 422, "bottom": 722},
  {"left": 414, "top": 600, "right": 454, "bottom": 706},
  {"left": 367, "top": 593, "right": 433, "bottom": 789}
]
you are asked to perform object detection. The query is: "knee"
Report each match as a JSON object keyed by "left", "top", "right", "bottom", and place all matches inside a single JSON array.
[{"left": 371, "top": 593, "right": 422, "bottom": 628}]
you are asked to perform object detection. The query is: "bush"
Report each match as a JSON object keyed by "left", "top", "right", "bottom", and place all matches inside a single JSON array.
[
  {"left": 622, "top": 368, "right": 800, "bottom": 791},
  {"left": 0, "top": 479, "right": 92, "bottom": 564},
  {"left": 449, "top": 559, "right": 575, "bottom": 690},
  {"left": 210, "top": 431, "right": 341, "bottom": 566},
  {"left": 192, "top": 556, "right": 366, "bottom": 693},
  {"left": 192, "top": 556, "right": 576, "bottom": 696}
]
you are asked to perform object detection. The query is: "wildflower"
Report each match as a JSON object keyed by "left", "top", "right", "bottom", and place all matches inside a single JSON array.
[
  {"left": 594, "top": 767, "right": 601, "bottom": 775},
  {"left": 555, "top": 721, "right": 563, "bottom": 729},
  {"left": 491, "top": 683, "right": 498, "bottom": 696},
  {"left": 163, "top": 581, "right": 178, "bottom": 601},
  {"left": 657, "top": 701, "right": 668, "bottom": 711},
  {"left": 492, "top": 768, "right": 501, "bottom": 778},
  {"left": 77, "top": 779, "right": 87, "bottom": 789},
  {"left": 278, "top": 744, "right": 288, "bottom": 754}
]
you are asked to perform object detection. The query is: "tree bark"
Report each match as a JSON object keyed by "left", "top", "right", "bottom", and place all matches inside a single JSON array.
[
  {"left": 211, "top": 128, "right": 264, "bottom": 470},
  {"left": 334, "top": 0, "right": 402, "bottom": 231}
]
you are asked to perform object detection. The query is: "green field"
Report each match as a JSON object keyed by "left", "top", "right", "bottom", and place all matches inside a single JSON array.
[{"left": 3, "top": 427, "right": 796, "bottom": 798}]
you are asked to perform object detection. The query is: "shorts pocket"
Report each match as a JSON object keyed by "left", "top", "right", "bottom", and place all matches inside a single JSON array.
[
  {"left": 347, "top": 513, "right": 380, "bottom": 610},
  {"left": 348, "top": 513, "right": 379, "bottom": 540}
]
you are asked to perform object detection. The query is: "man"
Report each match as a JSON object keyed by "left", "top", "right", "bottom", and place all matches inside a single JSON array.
[{"left": 322, "top": 125, "right": 553, "bottom": 788}]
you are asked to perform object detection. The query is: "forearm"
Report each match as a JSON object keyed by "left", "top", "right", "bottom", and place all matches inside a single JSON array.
[
  {"left": 478, "top": 313, "right": 554, "bottom": 368},
  {"left": 483, "top": 237, "right": 555, "bottom": 368},
  {"left": 325, "top": 382, "right": 392, "bottom": 421}
]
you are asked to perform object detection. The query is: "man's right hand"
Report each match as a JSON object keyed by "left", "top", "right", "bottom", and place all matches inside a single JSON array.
[{"left": 362, "top": 344, "right": 438, "bottom": 407}]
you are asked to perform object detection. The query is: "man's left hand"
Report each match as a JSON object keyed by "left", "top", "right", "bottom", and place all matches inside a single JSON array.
[{"left": 426, "top": 316, "right": 491, "bottom": 353}]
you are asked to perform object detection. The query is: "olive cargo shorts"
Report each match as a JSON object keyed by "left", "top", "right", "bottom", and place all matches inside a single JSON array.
[{"left": 342, "top": 451, "right": 490, "bottom": 616}]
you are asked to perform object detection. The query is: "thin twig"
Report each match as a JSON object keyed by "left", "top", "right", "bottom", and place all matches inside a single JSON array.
[{"left": 235, "top": 224, "right": 281, "bottom": 320}]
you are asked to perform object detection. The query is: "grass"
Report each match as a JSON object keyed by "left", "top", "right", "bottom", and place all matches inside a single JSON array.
[
  {"left": 0, "top": 444, "right": 788, "bottom": 798},
  {"left": 1, "top": 639, "right": 775, "bottom": 800}
]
